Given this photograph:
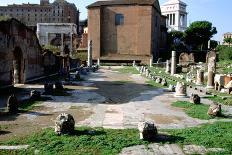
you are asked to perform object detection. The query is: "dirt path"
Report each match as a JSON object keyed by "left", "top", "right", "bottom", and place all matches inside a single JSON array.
[{"left": 0, "top": 67, "right": 209, "bottom": 141}]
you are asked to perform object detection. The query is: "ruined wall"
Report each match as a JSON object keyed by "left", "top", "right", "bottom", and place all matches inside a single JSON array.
[{"left": 0, "top": 19, "right": 44, "bottom": 87}]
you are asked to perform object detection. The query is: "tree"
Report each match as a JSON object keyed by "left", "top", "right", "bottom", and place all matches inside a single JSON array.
[
  {"left": 224, "top": 37, "right": 232, "bottom": 47},
  {"left": 210, "top": 40, "right": 218, "bottom": 49},
  {"left": 167, "top": 31, "right": 186, "bottom": 51},
  {"left": 184, "top": 21, "right": 217, "bottom": 50}
]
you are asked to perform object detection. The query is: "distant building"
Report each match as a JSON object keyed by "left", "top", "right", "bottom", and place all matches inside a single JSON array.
[
  {"left": 0, "top": 0, "right": 79, "bottom": 30},
  {"left": 87, "top": 0, "right": 167, "bottom": 63},
  {"left": 161, "top": 0, "right": 187, "bottom": 32},
  {"left": 36, "top": 23, "right": 78, "bottom": 56},
  {"left": 222, "top": 32, "right": 232, "bottom": 45}
]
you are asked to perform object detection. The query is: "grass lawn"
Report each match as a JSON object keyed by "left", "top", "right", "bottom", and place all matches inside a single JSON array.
[
  {"left": 146, "top": 80, "right": 166, "bottom": 88},
  {"left": 171, "top": 101, "right": 212, "bottom": 120},
  {"left": 166, "top": 122, "right": 232, "bottom": 154},
  {"left": 113, "top": 66, "right": 140, "bottom": 74},
  {"left": 205, "top": 96, "right": 232, "bottom": 106},
  {"left": 1, "top": 122, "right": 232, "bottom": 155},
  {"left": 0, "top": 127, "right": 148, "bottom": 155}
]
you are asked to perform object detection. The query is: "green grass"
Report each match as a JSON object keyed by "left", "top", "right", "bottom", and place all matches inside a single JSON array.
[
  {"left": 113, "top": 67, "right": 139, "bottom": 74},
  {"left": 18, "top": 100, "right": 42, "bottom": 111},
  {"left": 171, "top": 101, "right": 211, "bottom": 120},
  {"left": 166, "top": 122, "right": 232, "bottom": 154},
  {"left": 0, "top": 127, "right": 148, "bottom": 155},
  {"left": 1, "top": 122, "right": 232, "bottom": 154},
  {"left": 146, "top": 80, "right": 165, "bottom": 88},
  {"left": 206, "top": 96, "right": 232, "bottom": 106}
]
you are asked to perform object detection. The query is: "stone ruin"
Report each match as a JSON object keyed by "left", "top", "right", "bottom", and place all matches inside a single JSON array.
[
  {"left": 55, "top": 113, "right": 75, "bottom": 135},
  {"left": 174, "top": 82, "right": 187, "bottom": 98},
  {"left": 179, "top": 52, "right": 195, "bottom": 67},
  {"left": 30, "top": 90, "right": 41, "bottom": 101},
  {"left": 7, "top": 94, "right": 18, "bottom": 114},
  {"left": 207, "top": 104, "right": 221, "bottom": 116},
  {"left": 190, "top": 94, "right": 201, "bottom": 104},
  {"left": 138, "top": 121, "right": 157, "bottom": 140}
]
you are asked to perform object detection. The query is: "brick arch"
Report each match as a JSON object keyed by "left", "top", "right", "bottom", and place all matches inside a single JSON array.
[{"left": 12, "top": 46, "right": 24, "bottom": 84}]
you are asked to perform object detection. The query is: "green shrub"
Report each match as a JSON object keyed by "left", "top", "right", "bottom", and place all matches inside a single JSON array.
[{"left": 216, "top": 45, "right": 232, "bottom": 61}]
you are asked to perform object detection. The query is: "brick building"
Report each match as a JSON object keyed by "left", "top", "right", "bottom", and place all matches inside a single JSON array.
[
  {"left": 0, "top": 18, "right": 44, "bottom": 87},
  {"left": 0, "top": 0, "right": 79, "bottom": 30},
  {"left": 87, "top": 0, "right": 167, "bottom": 63}
]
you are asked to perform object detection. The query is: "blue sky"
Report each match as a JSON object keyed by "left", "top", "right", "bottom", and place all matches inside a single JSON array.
[{"left": 0, "top": 0, "right": 231, "bottom": 42}]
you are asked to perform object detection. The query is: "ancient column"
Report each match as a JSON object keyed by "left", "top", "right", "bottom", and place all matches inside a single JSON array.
[
  {"left": 165, "top": 60, "right": 170, "bottom": 73},
  {"left": 171, "top": 51, "right": 176, "bottom": 75},
  {"left": 207, "top": 57, "right": 216, "bottom": 89},
  {"left": 87, "top": 40, "right": 93, "bottom": 67},
  {"left": 174, "top": 82, "right": 187, "bottom": 98},
  {"left": 97, "top": 58, "right": 100, "bottom": 66},
  {"left": 70, "top": 33, "right": 73, "bottom": 57},
  {"left": 133, "top": 60, "right": 136, "bottom": 67},
  {"left": 61, "top": 33, "right": 64, "bottom": 56},
  {"left": 149, "top": 58, "right": 153, "bottom": 67},
  {"left": 196, "top": 69, "right": 204, "bottom": 85}
]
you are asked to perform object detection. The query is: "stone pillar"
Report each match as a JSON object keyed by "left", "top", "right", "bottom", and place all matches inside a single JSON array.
[
  {"left": 165, "top": 60, "right": 170, "bottom": 73},
  {"left": 133, "top": 60, "right": 136, "bottom": 67},
  {"left": 196, "top": 69, "right": 204, "bottom": 85},
  {"left": 70, "top": 33, "right": 73, "bottom": 57},
  {"left": 87, "top": 40, "right": 93, "bottom": 67},
  {"left": 149, "top": 58, "right": 153, "bottom": 67},
  {"left": 45, "top": 32, "right": 49, "bottom": 45},
  {"left": 97, "top": 58, "right": 100, "bottom": 66},
  {"left": 207, "top": 57, "right": 216, "bottom": 89},
  {"left": 61, "top": 33, "right": 64, "bottom": 56},
  {"left": 171, "top": 51, "right": 176, "bottom": 75}
]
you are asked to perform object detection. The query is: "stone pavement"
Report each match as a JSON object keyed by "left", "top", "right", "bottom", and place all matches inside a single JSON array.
[{"left": 119, "top": 143, "right": 225, "bottom": 155}]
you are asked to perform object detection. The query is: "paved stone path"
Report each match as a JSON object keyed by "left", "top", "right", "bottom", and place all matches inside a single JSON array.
[{"left": 1, "top": 66, "right": 231, "bottom": 154}]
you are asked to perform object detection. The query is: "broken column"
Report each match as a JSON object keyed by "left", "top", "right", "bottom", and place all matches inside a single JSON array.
[
  {"left": 87, "top": 40, "right": 93, "bottom": 67},
  {"left": 165, "top": 60, "right": 170, "bottom": 73},
  {"left": 196, "top": 69, "right": 204, "bottom": 85},
  {"left": 207, "top": 57, "right": 216, "bottom": 89},
  {"left": 171, "top": 51, "right": 176, "bottom": 75},
  {"left": 174, "top": 82, "right": 187, "bottom": 98}
]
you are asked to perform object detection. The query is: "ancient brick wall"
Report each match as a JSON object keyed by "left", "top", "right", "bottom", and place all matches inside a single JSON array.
[{"left": 0, "top": 19, "right": 44, "bottom": 87}]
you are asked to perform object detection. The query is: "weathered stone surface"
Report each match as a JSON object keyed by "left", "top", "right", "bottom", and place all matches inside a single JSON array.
[
  {"left": 156, "top": 77, "right": 162, "bottom": 83},
  {"left": 207, "top": 56, "right": 216, "bottom": 89},
  {"left": 196, "top": 70, "right": 204, "bottom": 85},
  {"left": 161, "top": 78, "right": 167, "bottom": 86},
  {"left": 138, "top": 121, "right": 157, "bottom": 140},
  {"left": 7, "top": 94, "right": 18, "bottom": 114},
  {"left": 55, "top": 113, "right": 75, "bottom": 135},
  {"left": 190, "top": 94, "right": 201, "bottom": 104},
  {"left": 207, "top": 104, "right": 221, "bottom": 116},
  {"left": 179, "top": 52, "right": 195, "bottom": 66},
  {"left": 0, "top": 19, "right": 44, "bottom": 87},
  {"left": 30, "top": 90, "right": 41, "bottom": 100},
  {"left": 168, "top": 84, "right": 175, "bottom": 92},
  {"left": 174, "top": 82, "right": 187, "bottom": 98}
]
